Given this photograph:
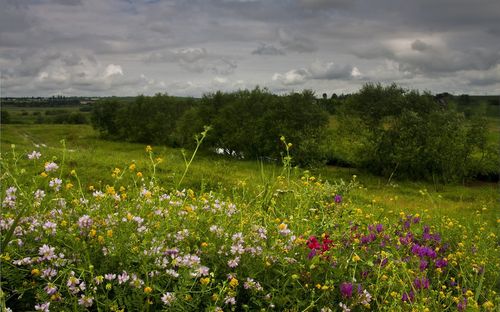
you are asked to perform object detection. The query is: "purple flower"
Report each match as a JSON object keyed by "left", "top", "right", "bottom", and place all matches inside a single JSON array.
[
  {"left": 78, "top": 295, "right": 94, "bottom": 308},
  {"left": 419, "top": 260, "right": 428, "bottom": 271},
  {"left": 35, "top": 302, "right": 50, "bottom": 312},
  {"left": 39, "top": 244, "right": 56, "bottom": 261},
  {"left": 402, "top": 290, "right": 415, "bottom": 302},
  {"left": 457, "top": 297, "right": 467, "bottom": 311},
  {"left": 334, "top": 194, "right": 342, "bottom": 203},
  {"left": 376, "top": 223, "right": 383, "bottom": 233},
  {"left": 435, "top": 258, "right": 448, "bottom": 268},
  {"left": 340, "top": 282, "right": 353, "bottom": 298},
  {"left": 44, "top": 162, "right": 59, "bottom": 172},
  {"left": 413, "top": 277, "right": 430, "bottom": 290}
]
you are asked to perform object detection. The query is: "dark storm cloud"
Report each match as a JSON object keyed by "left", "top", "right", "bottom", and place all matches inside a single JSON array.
[
  {"left": 1, "top": 0, "right": 499, "bottom": 96},
  {"left": 251, "top": 43, "right": 285, "bottom": 56}
]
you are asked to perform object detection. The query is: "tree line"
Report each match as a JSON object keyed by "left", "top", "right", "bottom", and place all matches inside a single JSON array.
[{"left": 90, "top": 84, "right": 499, "bottom": 183}]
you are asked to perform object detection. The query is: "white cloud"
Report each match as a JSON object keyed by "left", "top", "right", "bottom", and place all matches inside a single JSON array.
[{"left": 104, "top": 64, "right": 123, "bottom": 77}]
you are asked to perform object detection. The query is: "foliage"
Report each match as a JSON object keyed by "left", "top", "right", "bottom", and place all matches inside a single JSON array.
[
  {"left": 91, "top": 88, "right": 329, "bottom": 167},
  {"left": 175, "top": 88, "right": 330, "bottom": 166},
  {"left": 337, "top": 83, "right": 497, "bottom": 182}
]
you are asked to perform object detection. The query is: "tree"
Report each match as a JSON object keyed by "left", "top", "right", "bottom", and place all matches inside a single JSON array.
[{"left": 337, "top": 83, "right": 492, "bottom": 182}]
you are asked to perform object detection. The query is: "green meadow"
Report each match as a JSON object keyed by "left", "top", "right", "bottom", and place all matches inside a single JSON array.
[{"left": 1, "top": 123, "right": 499, "bottom": 311}]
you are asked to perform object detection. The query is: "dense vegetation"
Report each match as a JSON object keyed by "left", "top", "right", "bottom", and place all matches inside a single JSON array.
[
  {"left": 91, "top": 88, "right": 329, "bottom": 166},
  {"left": 88, "top": 84, "right": 499, "bottom": 182},
  {"left": 0, "top": 125, "right": 498, "bottom": 311},
  {"left": 335, "top": 84, "right": 499, "bottom": 183}
]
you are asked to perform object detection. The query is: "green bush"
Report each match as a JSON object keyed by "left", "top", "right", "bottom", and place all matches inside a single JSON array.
[{"left": 337, "top": 83, "right": 496, "bottom": 182}]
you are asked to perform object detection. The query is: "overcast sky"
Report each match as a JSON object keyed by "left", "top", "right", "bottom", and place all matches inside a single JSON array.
[{"left": 1, "top": 0, "right": 500, "bottom": 97}]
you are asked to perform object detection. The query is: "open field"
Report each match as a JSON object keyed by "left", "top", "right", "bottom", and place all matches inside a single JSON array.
[{"left": 1, "top": 124, "right": 499, "bottom": 311}]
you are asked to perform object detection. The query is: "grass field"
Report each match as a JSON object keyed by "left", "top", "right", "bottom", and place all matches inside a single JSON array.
[{"left": 1, "top": 124, "right": 499, "bottom": 311}]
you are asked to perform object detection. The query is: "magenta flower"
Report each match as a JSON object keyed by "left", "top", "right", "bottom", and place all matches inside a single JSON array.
[
  {"left": 340, "top": 282, "right": 353, "bottom": 298},
  {"left": 334, "top": 194, "right": 342, "bottom": 203}
]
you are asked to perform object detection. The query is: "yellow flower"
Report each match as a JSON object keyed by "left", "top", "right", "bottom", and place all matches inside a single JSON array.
[
  {"left": 40, "top": 172, "right": 48, "bottom": 178},
  {"left": 229, "top": 278, "right": 239, "bottom": 288},
  {"left": 201, "top": 242, "right": 208, "bottom": 248},
  {"left": 145, "top": 145, "right": 153, "bottom": 152},
  {"left": 483, "top": 301, "right": 494, "bottom": 310},
  {"left": 136, "top": 172, "right": 143, "bottom": 178},
  {"left": 278, "top": 223, "right": 287, "bottom": 231},
  {"left": 66, "top": 183, "right": 74, "bottom": 190},
  {"left": 107, "top": 230, "right": 113, "bottom": 237},
  {"left": 390, "top": 291, "right": 398, "bottom": 298},
  {"left": 129, "top": 163, "right": 136, "bottom": 171},
  {"left": 70, "top": 169, "right": 77, "bottom": 176},
  {"left": 31, "top": 268, "right": 40, "bottom": 276},
  {"left": 200, "top": 277, "right": 210, "bottom": 285},
  {"left": 106, "top": 185, "right": 116, "bottom": 195},
  {"left": 144, "top": 286, "right": 153, "bottom": 294},
  {"left": 465, "top": 290, "right": 473, "bottom": 297},
  {"left": 352, "top": 254, "right": 361, "bottom": 262}
]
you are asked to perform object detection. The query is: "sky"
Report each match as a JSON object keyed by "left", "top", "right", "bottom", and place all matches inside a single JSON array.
[{"left": 1, "top": 0, "right": 500, "bottom": 97}]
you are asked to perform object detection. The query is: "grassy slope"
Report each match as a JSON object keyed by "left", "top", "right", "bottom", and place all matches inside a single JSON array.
[{"left": 1, "top": 124, "right": 498, "bottom": 228}]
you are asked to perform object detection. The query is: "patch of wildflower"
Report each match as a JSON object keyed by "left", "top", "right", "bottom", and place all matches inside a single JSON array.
[{"left": 1, "top": 148, "right": 498, "bottom": 311}]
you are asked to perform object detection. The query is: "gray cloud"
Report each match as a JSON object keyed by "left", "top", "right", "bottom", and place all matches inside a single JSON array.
[
  {"left": 1, "top": 0, "right": 499, "bottom": 96},
  {"left": 273, "top": 60, "right": 360, "bottom": 85},
  {"left": 251, "top": 43, "right": 285, "bottom": 56},
  {"left": 278, "top": 29, "right": 317, "bottom": 53}
]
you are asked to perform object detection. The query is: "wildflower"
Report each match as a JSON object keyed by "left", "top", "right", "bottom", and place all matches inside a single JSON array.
[
  {"left": 228, "top": 257, "right": 240, "bottom": 268},
  {"left": 161, "top": 292, "right": 175, "bottom": 306},
  {"left": 34, "top": 302, "right": 50, "bottom": 312},
  {"left": 339, "top": 302, "right": 351, "bottom": 312},
  {"left": 457, "top": 297, "right": 467, "bottom": 311},
  {"left": 334, "top": 194, "right": 342, "bottom": 203},
  {"left": 402, "top": 291, "right": 415, "bottom": 303},
  {"left": 44, "top": 283, "right": 58, "bottom": 295},
  {"left": 78, "top": 215, "right": 93, "bottom": 229},
  {"left": 129, "top": 163, "right": 136, "bottom": 171},
  {"left": 144, "top": 286, "right": 153, "bottom": 294},
  {"left": 483, "top": 301, "right": 494, "bottom": 310},
  {"left": 435, "top": 258, "right": 448, "bottom": 268},
  {"left": 78, "top": 295, "right": 94, "bottom": 308},
  {"left": 41, "top": 268, "right": 57, "bottom": 279},
  {"left": 28, "top": 151, "right": 42, "bottom": 160},
  {"left": 49, "top": 178, "right": 62, "bottom": 191},
  {"left": 340, "top": 283, "right": 353, "bottom": 298},
  {"left": 39, "top": 244, "right": 56, "bottom": 261},
  {"left": 352, "top": 254, "right": 361, "bottom": 262},
  {"left": 43, "top": 221, "right": 57, "bottom": 235},
  {"left": 278, "top": 223, "right": 291, "bottom": 236},
  {"left": 360, "top": 289, "right": 372, "bottom": 305},
  {"left": 34, "top": 189, "right": 46, "bottom": 202},
  {"left": 200, "top": 277, "right": 210, "bottom": 285},
  {"left": 105, "top": 273, "right": 116, "bottom": 281},
  {"left": 229, "top": 277, "right": 239, "bottom": 288},
  {"left": 145, "top": 145, "right": 153, "bottom": 152},
  {"left": 44, "top": 162, "right": 59, "bottom": 172},
  {"left": 413, "top": 277, "right": 430, "bottom": 290},
  {"left": 224, "top": 296, "right": 236, "bottom": 305},
  {"left": 117, "top": 271, "right": 130, "bottom": 284},
  {"left": 3, "top": 187, "right": 17, "bottom": 208}
]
